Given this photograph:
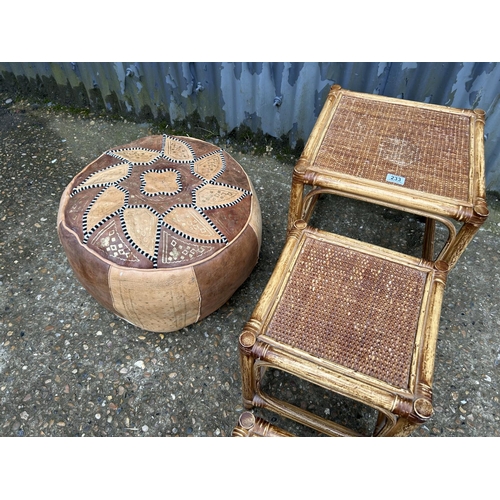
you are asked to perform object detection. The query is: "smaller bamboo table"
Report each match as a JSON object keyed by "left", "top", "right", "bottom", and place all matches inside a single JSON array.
[
  {"left": 288, "top": 85, "right": 489, "bottom": 268},
  {"left": 238, "top": 221, "right": 449, "bottom": 436}
]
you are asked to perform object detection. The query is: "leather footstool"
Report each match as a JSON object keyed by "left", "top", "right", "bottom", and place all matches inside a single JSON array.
[{"left": 57, "top": 134, "right": 262, "bottom": 332}]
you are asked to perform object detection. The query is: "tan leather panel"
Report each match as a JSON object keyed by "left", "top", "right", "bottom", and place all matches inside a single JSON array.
[
  {"left": 142, "top": 170, "right": 180, "bottom": 194},
  {"left": 195, "top": 184, "right": 248, "bottom": 208},
  {"left": 248, "top": 179, "right": 262, "bottom": 250},
  {"left": 163, "top": 136, "right": 194, "bottom": 161},
  {"left": 193, "top": 153, "right": 223, "bottom": 180},
  {"left": 86, "top": 186, "right": 125, "bottom": 229},
  {"left": 111, "top": 149, "right": 161, "bottom": 164},
  {"left": 163, "top": 207, "right": 222, "bottom": 241},
  {"left": 82, "top": 163, "right": 129, "bottom": 186},
  {"left": 122, "top": 207, "right": 158, "bottom": 256},
  {"left": 109, "top": 266, "right": 201, "bottom": 332}
]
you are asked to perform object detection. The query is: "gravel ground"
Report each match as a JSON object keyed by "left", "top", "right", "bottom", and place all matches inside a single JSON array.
[{"left": 1, "top": 91, "right": 499, "bottom": 439}]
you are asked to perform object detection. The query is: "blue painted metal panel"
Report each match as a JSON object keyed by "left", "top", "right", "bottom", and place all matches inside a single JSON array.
[{"left": 1, "top": 62, "right": 499, "bottom": 191}]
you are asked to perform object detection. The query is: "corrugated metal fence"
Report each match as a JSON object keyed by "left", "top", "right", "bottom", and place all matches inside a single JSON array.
[{"left": 1, "top": 62, "right": 499, "bottom": 191}]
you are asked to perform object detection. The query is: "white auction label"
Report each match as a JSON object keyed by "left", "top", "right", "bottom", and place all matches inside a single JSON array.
[{"left": 386, "top": 174, "right": 405, "bottom": 186}]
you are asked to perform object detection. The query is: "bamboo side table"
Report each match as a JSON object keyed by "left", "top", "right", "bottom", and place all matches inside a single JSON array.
[
  {"left": 238, "top": 221, "right": 450, "bottom": 436},
  {"left": 288, "top": 85, "right": 489, "bottom": 269}
]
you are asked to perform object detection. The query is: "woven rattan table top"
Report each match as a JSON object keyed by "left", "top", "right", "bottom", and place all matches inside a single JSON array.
[
  {"left": 311, "top": 91, "right": 478, "bottom": 204},
  {"left": 265, "top": 233, "right": 429, "bottom": 389}
]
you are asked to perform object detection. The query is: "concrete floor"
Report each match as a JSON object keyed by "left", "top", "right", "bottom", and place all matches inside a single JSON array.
[{"left": 1, "top": 91, "right": 499, "bottom": 438}]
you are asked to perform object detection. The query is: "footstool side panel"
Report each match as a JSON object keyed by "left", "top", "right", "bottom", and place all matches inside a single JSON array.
[
  {"left": 194, "top": 223, "right": 260, "bottom": 320},
  {"left": 57, "top": 221, "right": 115, "bottom": 314},
  {"left": 108, "top": 266, "right": 201, "bottom": 332}
]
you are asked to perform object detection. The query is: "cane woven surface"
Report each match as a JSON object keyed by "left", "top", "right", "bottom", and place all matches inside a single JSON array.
[
  {"left": 265, "top": 235, "right": 428, "bottom": 389},
  {"left": 63, "top": 135, "right": 253, "bottom": 269},
  {"left": 313, "top": 94, "right": 472, "bottom": 203}
]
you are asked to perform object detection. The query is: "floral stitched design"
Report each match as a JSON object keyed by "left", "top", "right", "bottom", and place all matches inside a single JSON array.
[{"left": 67, "top": 135, "right": 252, "bottom": 268}]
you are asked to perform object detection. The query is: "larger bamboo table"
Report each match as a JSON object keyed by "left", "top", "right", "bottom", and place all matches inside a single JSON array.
[{"left": 288, "top": 85, "right": 489, "bottom": 269}]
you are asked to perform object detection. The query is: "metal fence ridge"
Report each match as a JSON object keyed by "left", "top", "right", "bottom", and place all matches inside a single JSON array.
[{"left": 1, "top": 62, "right": 499, "bottom": 191}]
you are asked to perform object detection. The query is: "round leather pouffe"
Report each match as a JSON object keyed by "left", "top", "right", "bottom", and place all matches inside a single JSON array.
[{"left": 57, "top": 134, "right": 262, "bottom": 333}]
